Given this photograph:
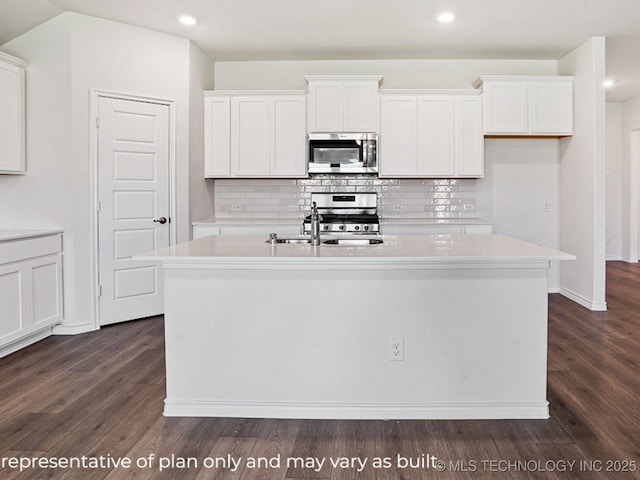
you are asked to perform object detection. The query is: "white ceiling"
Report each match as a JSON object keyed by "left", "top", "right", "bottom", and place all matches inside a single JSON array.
[{"left": 1, "top": 0, "right": 639, "bottom": 101}]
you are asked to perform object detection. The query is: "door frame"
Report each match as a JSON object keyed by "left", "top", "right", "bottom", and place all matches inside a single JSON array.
[{"left": 89, "top": 89, "right": 177, "bottom": 330}]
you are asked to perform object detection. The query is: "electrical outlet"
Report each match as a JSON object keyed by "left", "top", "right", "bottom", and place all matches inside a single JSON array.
[
  {"left": 463, "top": 204, "right": 474, "bottom": 211},
  {"left": 231, "top": 204, "right": 242, "bottom": 211},
  {"left": 392, "top": 205, "right": 403, "bottom": 212},
  {"left": 289, "top": 205, "right": 299, "bottom": 212},
  {"left": 543, "top": 201, "right": 551, "bottom": 213},
  {"left": 389, "top": 337, "right": 404, "bottom": 361}
]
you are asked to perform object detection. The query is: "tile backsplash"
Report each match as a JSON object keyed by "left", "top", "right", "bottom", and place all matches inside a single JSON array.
[{"left": 213, "top": 176, "right": 477, "bottom": 219}]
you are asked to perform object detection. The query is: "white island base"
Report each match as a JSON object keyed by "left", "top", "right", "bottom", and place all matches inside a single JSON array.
[{"left": 142, "top": 234, "right": 574, "bottom": 420}]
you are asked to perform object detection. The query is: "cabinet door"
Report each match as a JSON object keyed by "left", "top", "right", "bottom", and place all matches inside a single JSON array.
[
  {"left": 307, "top": 81, "right": 343, "bottom": 132},
  {"left": 343, "top": 81, "right": 379, "bottom": 132},
  {"left": 483, "top": 81, "right": 528, "bottom": 134},
  {"left": 417, "top": 96, "right": 455, "bottom": 177},
  {"left": 455, "top": 96, "right": 484, "bottom": 177},
  {"left": 0, "top": 61, "right": 26, "bottom": 174},
  {"left": 231, "top": 97, "right": 271, "bottom": 176},
  {"left": 529, "top": 81, "right": 573, "bottom": 135},
  {"left": 204, "top": 96, "right": 231, "bottom": 177},
  {"left": 271, "top": 96, "right": 307, "bottom": 177},
  {"left": 0, "top": 263, "right": 26, "bottom": 345},
  {"left": 379, "top": 96, "right": 417, "bottom": 177},
  {"left": 30, "top": 255, "right": 63, "bottom": 331}
]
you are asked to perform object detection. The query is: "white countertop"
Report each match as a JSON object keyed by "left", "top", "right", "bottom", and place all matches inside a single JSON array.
[
  {"left": 139, "top": 234, "right": 574, "bottom": 267},
  {"left": 0, "top": 229, "right": 64, "bottom": 243}
]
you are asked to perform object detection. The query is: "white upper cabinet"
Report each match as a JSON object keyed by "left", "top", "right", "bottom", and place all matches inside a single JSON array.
[
  {"left": 306, "top": 76, "right": 382, "bottom": 133},
  {"left": 204, "top": 91, "right": 307, "bottom": 178},
  {"left": 0, "top": 52, "right": 28, "bottom": 174},
  {"left": 474, "top": 76, "right": 574, "bottom": 136},
  {"left": 379, "top": 91, "right": 483, "bottom": 178},
  {"left": 379, "top": 95, "right": 417, "bottom": 176},
  {"left": 204, "top": 95, "right": 231, "bottom": 177}
]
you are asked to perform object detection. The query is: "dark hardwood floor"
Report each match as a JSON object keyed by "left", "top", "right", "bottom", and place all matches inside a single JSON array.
[{"left": 1, "top": 262, "right": 639, "bottom": 479}]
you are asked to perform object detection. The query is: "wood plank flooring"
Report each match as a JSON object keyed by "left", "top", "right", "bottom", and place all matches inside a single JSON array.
[{"left": 1, "top": 262, "right": 639, "bottom": 479}]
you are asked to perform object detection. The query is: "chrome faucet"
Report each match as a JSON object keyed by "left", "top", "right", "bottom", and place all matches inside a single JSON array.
[{"left": 310, "top": 201, "right": 322, "bottom": 246}]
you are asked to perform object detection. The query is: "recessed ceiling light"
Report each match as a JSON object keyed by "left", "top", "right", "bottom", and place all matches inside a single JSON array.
[
  {"left": 438, "top": 12, "right": 456, "bottom": 23},
  {"left": 179, "top": 15, "right": 197, "bottom": 26},
  {"left": 603, "top": 79, "right": 615, "bottom": 88}
]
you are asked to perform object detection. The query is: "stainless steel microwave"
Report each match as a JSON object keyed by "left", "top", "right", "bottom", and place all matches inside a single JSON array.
[{"left": 308, "top": 133, "right": 378, "bottom": 174}]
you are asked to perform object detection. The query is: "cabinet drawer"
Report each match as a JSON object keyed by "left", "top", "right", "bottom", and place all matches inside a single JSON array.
[{"left": 0, "top": 234, "right": 62, "bottom": 265}]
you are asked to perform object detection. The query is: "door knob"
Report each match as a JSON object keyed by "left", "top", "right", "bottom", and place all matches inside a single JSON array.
[{"left": 153, "top": 216, "right": 168, "bottom": 224}]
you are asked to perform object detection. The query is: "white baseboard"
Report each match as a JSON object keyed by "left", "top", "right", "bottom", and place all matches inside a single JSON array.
[
  {"left": 164, "top": 400, "right": 550, "bottom": 420},
  {"left": 621, "top": 256, "right": 639, "bottom": 263},
  {"left": 0, "top": 328, "right": 52, "bottom": 359},
  {"left": 559, "top": 288, "right": 607, "bottom": 311},
  {"left": 606, "top": 255, "right": 623, "bottom": 261},
  {"left": 53, "top": 322, "right": 98, "bottom": 335}
]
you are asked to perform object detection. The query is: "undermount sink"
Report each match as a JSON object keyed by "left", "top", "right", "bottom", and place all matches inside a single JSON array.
[
  {"left": 322, "top": 238, "right": 384, "bottom": 246},
  {"left": 266, "top": 238, "right": 311, "bottom": 245},
  {"left": 266, "top": 236, "right": 383, "bottom": 246}
]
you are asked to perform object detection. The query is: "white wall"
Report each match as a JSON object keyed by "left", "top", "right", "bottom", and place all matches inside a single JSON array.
[
  {"left": 558, "top": 38, "right": 607, "bottom": 310},
  {"left": 214, "top": 59, "right": 559, "bottom": 90},
  {"left": 606, "top": 103, "right": 623, "bottom": 260},
  {"left": 621, "top": 96, "right": 640, "bottom": 262},
  {"left": 189, "top": 44, "right": 215, "bottom": 228},
  {"left": 0, "top": 12, "right": 214, "bottom": 331},
  {"left": 476, "top": 139, "right": 561, "bottom": 290}
]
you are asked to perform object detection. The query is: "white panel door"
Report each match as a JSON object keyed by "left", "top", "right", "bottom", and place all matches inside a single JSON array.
[
  {"left": 483, "top": 82, "right": 528, "bottom": 134},
  {"left": 307, "top": 82, "right": 343, "bottom": 132},
  {"left": 379, "top": 95, "right": 417, "bottom": 177},
  {"left": 455, "top": 96, "right": 484, "bottom": 177},
  {"left": 204, "top": 96, "right": 231, "bottom": 177},
  {"left": 343, "top": 81, "right": 379, "bottom": 132},
  {"left": 97, "top": 96, "right": 170, "bottom": 326},
  {"left": 529, "top": 81, "right": 574, "bottom": 135},
  {"left": 417, "top": 96, "right": 455, "bottom": 177},
  {"left": 231, "top": 97, "right": 271, "bottom": 176},
  {"left": 0, "top": 264, "right": 25, "bottom": 345},
  {"left": 271, "top": 96, "right": 306, "bottom": 177}
]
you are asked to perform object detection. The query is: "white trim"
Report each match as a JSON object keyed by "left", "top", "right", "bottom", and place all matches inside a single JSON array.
[
  {"left": 164, "top": 399, "right": 549, "bottom": 420},
  {"left": 0, "top": 328, "right": 52, "bottom": 359},
  {"left": 559, "top": 287, "right": 608, "bottom": 311},
  {"left": 89, "top": 89, "right": 177, "bottom": 330},
  {"left": 204, "top": 90, "right": 306, "bottom": 97},
  {"left": 621, "top": 256, "right": 639, "bottom": 263},
  {"left": 630, "top": 130, "right": 640, "bottom": 263},
  {"left": 304, "top": 74, "right": 383, "bottom": 83},
  {"left": 606, "top": 255, "right": 624, "bottom": 261},
  {"left": 0, "top": 51, "right": 29, "bottom": 68},
  {"left": 52, "top": 322, "right": 97, "bottom": 335}
]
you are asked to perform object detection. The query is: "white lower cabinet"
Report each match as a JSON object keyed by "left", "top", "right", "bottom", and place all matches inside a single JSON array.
[
  {"left": 193, "top": 223, "right": 302, "bottom": 239},
  {"left": 204, "top": 92, "right": 307, "bottom": 178},
  {"left": 0, "top": 232, "right": 63, "bottom": 356},
  {"left": 379, "top": 92, "right": 484, "bottom": 178},
  {"left": 382, "top": 223, "right": 493, "bottom": 235}
]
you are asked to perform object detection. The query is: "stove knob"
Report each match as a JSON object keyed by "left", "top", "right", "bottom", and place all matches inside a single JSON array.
[
  {"left": 364, "top": 225, "right": 369, "bottom": 231},
  {"left": 339, "top": 225, "right": 345, "bottom": 231},
  {"left": 354, "top": 225, "right": 360, "bottom": 231},
  {"left": 323, "top": 225, "right": 329, "bottom": 231}
]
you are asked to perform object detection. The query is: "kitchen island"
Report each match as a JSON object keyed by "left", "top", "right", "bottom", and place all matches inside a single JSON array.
[{"left": 139, "top": 234, "right": 574, "bottom": 420}]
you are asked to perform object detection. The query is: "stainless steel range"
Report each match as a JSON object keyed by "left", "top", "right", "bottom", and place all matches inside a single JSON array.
[{"left": 302, "top": 192, "right": 380, "bottom": 235}]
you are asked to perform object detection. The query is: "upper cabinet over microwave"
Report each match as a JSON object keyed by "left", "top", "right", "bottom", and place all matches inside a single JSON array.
[
  {"left": 474, "top": 76, "right": 574, "bottom": 136},
  {"left": 306, "top": 75, "right": 382, "bottom": 134}
]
